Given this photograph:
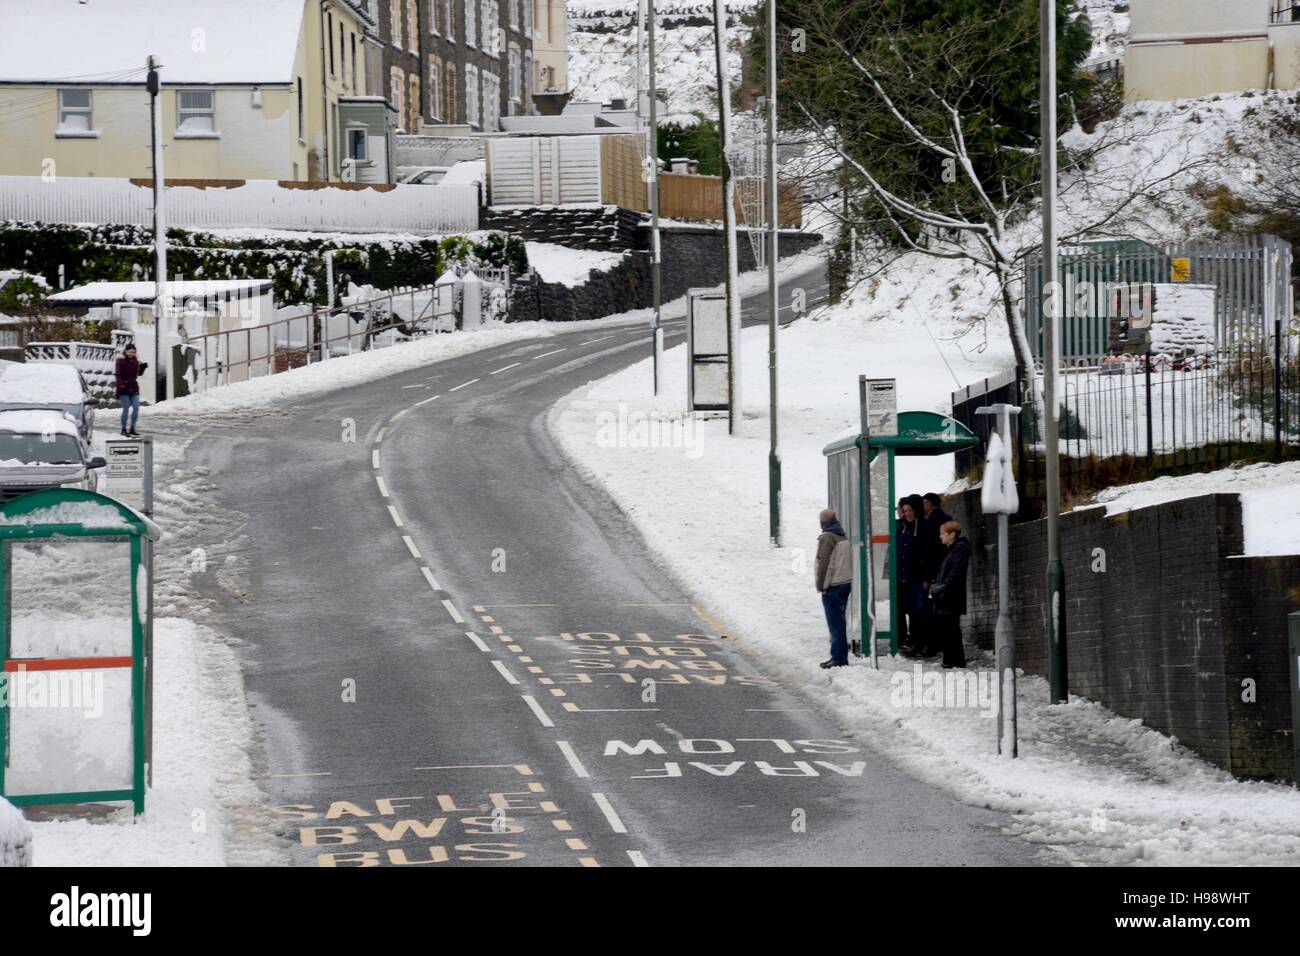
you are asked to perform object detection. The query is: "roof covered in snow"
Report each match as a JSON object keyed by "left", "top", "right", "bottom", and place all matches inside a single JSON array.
[
  {"left": 47, "top": 279, "right": 273, "bottom": 305},
  {"left": 0, "top": 409, "right": 80, "bottom": 437},
  {"left": 0, "top": 364, "right": 86, "bottom": 405},
  {"left": 0, "top": 0, "right": 308, "bottom": 85}
]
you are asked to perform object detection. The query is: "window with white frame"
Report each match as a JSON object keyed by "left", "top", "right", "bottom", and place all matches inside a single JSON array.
[
  {"left": 390, "top": 0, "right": 403, "bottom": 46},
  {"left": 481, "top": 71, "right": 499, "bottom": 131},
  {"left": 390, "top": 67, "right": 406, "bottom": 127},
  {"left": 408, "top": 73, "right": 420, "bottom": 131},
  {"left": 176, "top": 89, "right": 216, "bottom": 133},
  {"left": 524, "top": 0, "right": 532, "bottom": 38},
  {"left": 483, "top": 0, "right": 498, "bottom": 56},
  {"left": 444, "top": 61, "right": 457, "bottom": 122},
  {"left": 466, "top": 0, "right": 477, "bottom": 47},
  {"left": 508, "top": 44, "right": 520, "bottom": 103},
  {"left": 406, "top": 0, "right": 418, "bottom": 52},
  {"left": 443, "top": 0, "right": 455, "bottom": 41},
  {"left": 465, "top": 64, "right": 479, "bottom": 127},
  {"left": 429, "top": 57, "right": 443, "bottom": 120},
  {"left": 346, "top": 127, "right": 368, "bottom": 161},
  {"left": 523, "top": 50, "right": 532, "bottom": 106},
  {"left": 57, "top": 89, "right": 92, "bottom": 132}
]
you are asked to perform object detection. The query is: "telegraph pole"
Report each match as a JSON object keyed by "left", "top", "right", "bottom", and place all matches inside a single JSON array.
[
  {"left": 765, "top": 0, "right": 781, "bottom": 545},
  {"left": 713, "top": 0, "right": 742, "bottom": 435},
  {"left": 648, "top": 0, "right": 663, "bottom": 394},
  {"left": 147, "top": 55, "right": 167, "bottom": 403},
  {"left": 1040, "top": 0, "right": 1067, "bottom": 703}
]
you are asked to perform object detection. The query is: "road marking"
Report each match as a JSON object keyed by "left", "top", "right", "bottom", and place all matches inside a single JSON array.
[
  {"left": 521, "top": 694, "right": 555, "bottom": 727},
  {"left": 746, "top": 708, "right": 814, "bottom": 713},
  {"left": 566, "top": 838, "right": 589, "bottom": 851},
  {"left": 448, "top": 378, "right": 479, "bottom": 392},
  {"left": 413, "top": 393, "right": 441, "bottom": 407},
  {"left": 562, "top": 703, "right": 658, "bottom": 713},
  {"left": 626, "top": 850, "right": 650, "bottom": 868},
  {"left": 490, "top": 362, "right": 521, "bottom": 375},
  {"left": 441, "top": 599, "right": 465, "bottom": 623},
  {"left": 582, "top": 335, "right": 615, "bottom": 345},
  {"left": 691, "top": 603, "right": 729, "bottom": 637},
  {"left": 387, "top": 505, "right": 404, "bottom": 527},
  {"left": 376, "top": 427, "right": 388, "bottom": 443},
  {"left": 552, "top": 819, "right": 572, "bottom": 832},
  {"left": 491, "top": 660, "right": 519, "bottom": 685},
  {"left": 591, "top": 793, "right": 628, "bottom": 834},
  {"left": 420, "top": 566, "right": 441, "bottom": 590},
  {"left": 392, "top": 408, "right": 409, "bottom": 420},
  {"left": 555, "top": 740, "right": 590, "bottom": 778},
  {"left": 533, "top": 348, "right": 567, "bottom": 360},
  {"left": 477, "top": 603, "right": 558, "bottom": 608},
  {"left": 578, "top": 857, "right": 600, "bottom": 868},
  {"left": 402, "top": 535, "right": 421, "bottom": 559},
  {"left": 399, "top": 383, "right": 423, "bottom": 389},
  {"left": 464, "top": 631, "right": 489, "bottom": 652},
  {"left": 262, "top": 771, "right": 332, "bottom": 779},
  {"left": 416, "top": 763, "right": 534, "bottom": 775},
  {"left": 375, "top": 475, "right": 389, "bottom": 497},
  {"left": 371, "top": 449, "right": 381, "bottom": 468}
]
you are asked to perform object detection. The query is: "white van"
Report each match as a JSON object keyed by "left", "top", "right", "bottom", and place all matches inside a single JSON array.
[
  {"left": 0, "top": 363, "right": 97, "bottom": 442},
  {"left": 0, "top": 409, "right": 106, "bottom": 502}
]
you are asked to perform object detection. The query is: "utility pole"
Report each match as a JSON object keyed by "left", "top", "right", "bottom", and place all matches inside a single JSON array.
[
  {"left": 765, "top": 0, "right": 781, "bottom": 546},
  {"left": 648, "top": 0, "right": 663, "bottom": 394},
  {"left": 1040, "top": 0, "right": 1067, "bottom": 703},
  {"left": 636, "top": 0, "right": 646, "bottom": 126},
  {"left": 713, "top": 0, "right": 742, "bottom": 435},
  {"left": 147, "top": 55, "right": 167, "bottom": 404}
]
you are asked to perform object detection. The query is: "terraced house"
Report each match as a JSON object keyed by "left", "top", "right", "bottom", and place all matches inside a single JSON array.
[
  {"left": 378, "top": 0, "right": 539, "bottom": 132},
  {"left": 0, "top": 0, "right": 398, "bottom": 183}
]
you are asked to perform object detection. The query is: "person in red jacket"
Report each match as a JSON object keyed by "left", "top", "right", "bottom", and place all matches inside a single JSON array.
[{"left": 114, "top": 344, "right": 147, "bottom": 437}]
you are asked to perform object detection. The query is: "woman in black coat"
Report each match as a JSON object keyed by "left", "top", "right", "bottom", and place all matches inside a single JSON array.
[{"left": 928, "top": 521, "right": 971, "bottom": 668}]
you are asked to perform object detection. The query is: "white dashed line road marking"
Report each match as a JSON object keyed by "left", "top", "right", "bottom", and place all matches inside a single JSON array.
[
  {"left": 521, "top": 695, "right": 555, "bottom": 728},
  {"left": 371, "top": 450, "right": 381, "bottom": 468},
  {"left": 556, "top": 740, "right": 590, "bottom": 778},
  {"left": 421, "top": 566, "right": 441, "bottom": 590},
  {"left": 441, "top": 599, "right": 465, "bottom": 623},
  {"left": 490, "top": 362, "right": 521, "bottom": 375},
  {"left": 491, "top": 660, "right": 519, "bottom": 685},
  {"left": 591, "top": 793, "right": 628, "bottom": 834},
  {"left": 402, "top": 535, "right": 421, "bottom": 559},
  {"left": 464, "top": 631, "right": 489, "bottom": 652},
  {"left": 626, "top": 850, "right": 650, "bottom": 867},
  {"left": 375, "top": 476, "right": 389, "bottom": 497},
  {"left": 448, "top": 378, "right": 479, "bottom": 392},
  {"left": 376, "top": 427, "right": 387, "bottom": 443},
  {"left": 392, "top": 409, "right": 409, "bottom": 420},
  {"left": 414, "top": 394, "right": 440, "bottom": 407},
  {"left": 387, "top": 505, "right": 404, "bottom": 527},
  {"left": 582, "top": 335, "right": 614, "bottom": 345},
  {"left": 533, "top": 348, "right": 567, "bottom": 359}
]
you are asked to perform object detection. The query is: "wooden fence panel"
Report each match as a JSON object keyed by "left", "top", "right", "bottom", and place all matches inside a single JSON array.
[{"left": 660, "top": 171, "right": 800, "bottom": 227}]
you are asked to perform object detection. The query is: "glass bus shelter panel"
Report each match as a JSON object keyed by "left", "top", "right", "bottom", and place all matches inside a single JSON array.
[
  {"left": 869, "top": 450, "right": 891, "bottom": 632},
  {"left": 3, "top": 665, "right": 134, "bottom": 797},
  {"left": 7, "top": 539, "right": 134, "bottom": 660},
  {"left": 826, "top": 449, "right": 862, "bottom": 651}
]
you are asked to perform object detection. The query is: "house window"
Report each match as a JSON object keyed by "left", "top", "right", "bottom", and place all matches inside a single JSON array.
[
  {"left": 390, "top": 0, "right": 403, "bottom": 46},
  {"left": 444, "top": 62, "right": 457, "bottom": 124},
  {"left": 297, "top": 79, "right": 304, "bottom": 142},
  {"left": 508, "top": 44, "right": 520, "bottom": 103},
  {"left": 481, "top": 71, "right": 499, "bottom": 131},
  {"left": 339, "top": 23, "right": 347, "bottom": 85},
  {"left": 524, "top": 0, "right": 532, "bottom": 38},
  {"left": 509, "top": 0, "right": 518, "bottom": 31},
  {"left": 390, "top": 67, "right": 406, "bottom": 128},
  {"left": 57, "top": 89, "right": 92, "bottom": 132},
  {"left": 406, "top": 0, "right": 418, "bottom": 53},
  {"left": 483, "top": 0, "right": 498, "bottom": 56},
  {"left": 176, "top": 89, "right": 216, "bottom": 133},
  {"left": 466, "top": 0, "right": 477, "bottom": 47},
  {"left": 465, "top": 64, "right": 479, "bottom": 127},
  {"left": 524, "top": 50, "right": 532, "bottom": 106},
  {"left": 327, "top": 12, "right": 335, "bottom": 73},
  {"left": 443, "top": 0, "right": 455, "bottom": 42},
  {"left": 347, "top": 128, "right": 368, "bottom": 161},
  {"left": 351, "top": 34, "right": 358, "bottom": 92},
  {"left": 429, "top": 56, "right": 443, "bottom": 120},
  {"left": 408, "top": 73, "right": 420, "bottom": 131}
]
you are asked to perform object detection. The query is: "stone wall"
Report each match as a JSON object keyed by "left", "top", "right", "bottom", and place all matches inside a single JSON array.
[
  {"left": 946, "top": 489, "right": 1299, "bottom": 781},
  {"left": 482, "top": 205, "right": 644, "bottom": 251}
]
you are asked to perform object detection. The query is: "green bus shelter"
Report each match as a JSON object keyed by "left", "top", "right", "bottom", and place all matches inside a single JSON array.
[
  {"left": 0, "top": 488, "right": 160, "bottom": 815},
  {"left": 823, "top": 411, "right": 979, "bottom": 657}
]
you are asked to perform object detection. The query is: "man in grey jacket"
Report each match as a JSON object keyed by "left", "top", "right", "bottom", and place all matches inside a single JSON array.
[{"left": 815, "top": 508, "right": 853, "bottom": 669}]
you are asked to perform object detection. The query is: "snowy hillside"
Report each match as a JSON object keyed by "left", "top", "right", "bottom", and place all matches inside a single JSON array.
[
  {"left": 566, "top": 1, "right": 756, "bottom": 124},
  {"left": 1079, "top": 0, "right": 1130, "bottom": 64}
]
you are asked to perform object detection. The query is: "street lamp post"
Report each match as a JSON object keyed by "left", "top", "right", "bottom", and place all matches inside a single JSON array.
[{"left": 766, "top": 0, "right": 781, "bottom": 546}]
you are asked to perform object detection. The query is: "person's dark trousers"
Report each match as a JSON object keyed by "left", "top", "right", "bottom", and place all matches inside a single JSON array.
[
  {"left": 821, "top": 583, "right": 852, "bottom": 664},
  {"left": 938, "top": 613, "right": 966, "bottom": 667},
  {"left": 903, "top": 581, "right": 929, "bottom": 651}
]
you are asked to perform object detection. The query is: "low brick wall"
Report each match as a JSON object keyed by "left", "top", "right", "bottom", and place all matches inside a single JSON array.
[
  {"left": 482, "top": 205, "right": 644, "bottom": 251},
  {"left": 947, "top": 489, "right": 1299, "bottom": 781}
]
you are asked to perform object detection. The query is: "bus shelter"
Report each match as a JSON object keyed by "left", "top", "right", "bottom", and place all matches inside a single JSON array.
[
  {"left": 0, "top": 488, "right": 160, "bottom": 815},
  {"left": 823, "top": 411, "right": 978, "bottom": 657}
]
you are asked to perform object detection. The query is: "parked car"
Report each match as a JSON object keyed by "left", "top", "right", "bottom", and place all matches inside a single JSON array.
[
  {"left": 0, "top": 363, "right": 97, "bottom": 442},
  {"left": 0, "top": 409, "right": 106, "bottom": 502}
]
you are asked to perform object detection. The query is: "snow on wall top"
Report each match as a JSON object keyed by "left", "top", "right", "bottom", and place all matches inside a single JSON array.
[
  {"left": 0, "top": 0, "right": 306, "bottom": 85},
  {"left": 47, "top": 279, "right": 273, "bottom": 304}
]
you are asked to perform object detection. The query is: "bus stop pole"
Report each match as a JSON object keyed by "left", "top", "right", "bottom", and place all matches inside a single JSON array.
[
  {"left": 995, "top": 405, "right": 1018, "bottom": 757},
  {"left": 858, "top": 376, "right": 876, "bottom": 667}
]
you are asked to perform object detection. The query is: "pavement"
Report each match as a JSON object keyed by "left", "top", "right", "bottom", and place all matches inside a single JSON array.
[{"left": 184, "top": 261, "right": 1044, "bottom": 866}]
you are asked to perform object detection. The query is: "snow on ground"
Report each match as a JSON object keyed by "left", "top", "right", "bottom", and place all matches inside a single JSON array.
[
  {"left": 550, "top": 251, "right": 1300, "bottom": 866},
  {"left": 1092, "top": 461, "right": 1300, "bottom": 558},
  {"left": 526, "top": 242, "right": 628, "bottom": 286}
]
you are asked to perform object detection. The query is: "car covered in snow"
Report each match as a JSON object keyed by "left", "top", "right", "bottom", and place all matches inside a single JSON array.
[
  {"left": 0, "top": 409, "right": 106, "bottom": 502},
  {"left": 0, "top": 363, "right": 97, "bottom": 442}
]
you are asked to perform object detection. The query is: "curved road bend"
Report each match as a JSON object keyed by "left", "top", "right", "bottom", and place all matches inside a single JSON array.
[{"left": 188, "top": 262, "right": 1043, "bottom": 867}]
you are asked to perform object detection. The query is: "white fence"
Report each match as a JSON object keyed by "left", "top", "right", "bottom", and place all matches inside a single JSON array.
[
  {"left": 486, "top": 136, "right": 601, "bottom": 206},
  {"left": 0, "top": 176, "right": 479, "bottom": 234}
]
